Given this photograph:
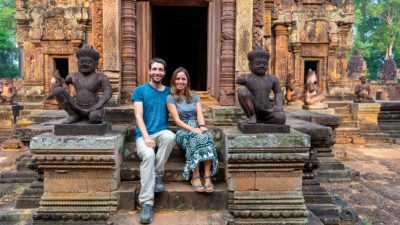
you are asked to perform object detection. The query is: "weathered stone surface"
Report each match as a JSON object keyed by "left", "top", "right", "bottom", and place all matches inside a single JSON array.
[
  {"left": 237, "top": 122, "right": 290, "bottom": 134},
  {"left": 0, "top": 105, "right": 20, "bottom": 143},
  {"left": 54, "top": 121, "right": 111, "bottom": 136},
  {"left": 223, "top": 126, "right": 309, "bottom": 224},
  {"left": 30, "top": 131, "right": 124, "bottom": 224}
]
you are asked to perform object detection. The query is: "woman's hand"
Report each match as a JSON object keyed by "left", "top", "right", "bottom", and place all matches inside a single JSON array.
[
  {"left": 190, "top": 128, "right": 203, "bottom": 134},
  {"left": 199, "top": 126, "right": 208, "bottom": 132}
]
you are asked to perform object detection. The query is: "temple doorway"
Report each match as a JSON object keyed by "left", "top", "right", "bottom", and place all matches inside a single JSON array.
[
  {"left": 152, "top": 6, "right": 207, "bottom": 90},
  {"left": 54, "top": 58, "right": 69, "bottom": 79}
]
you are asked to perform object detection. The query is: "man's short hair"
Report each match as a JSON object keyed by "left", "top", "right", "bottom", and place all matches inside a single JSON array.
[{"left": 149, "top": 58, "right": 166, "bottom": 70}]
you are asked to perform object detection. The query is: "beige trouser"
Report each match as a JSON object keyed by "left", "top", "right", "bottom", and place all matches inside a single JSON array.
[{"left": 136, "top": 130, "right": 176, "bottom": 206}]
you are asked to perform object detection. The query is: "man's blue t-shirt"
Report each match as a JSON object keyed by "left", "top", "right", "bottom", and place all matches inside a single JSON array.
[{"left": 131, "top": 83, "right": 170, "bottom": 140}]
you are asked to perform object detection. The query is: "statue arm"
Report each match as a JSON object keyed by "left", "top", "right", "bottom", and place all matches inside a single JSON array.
[
  {"left": 10, "top": 87, "right": 17, "bottom": 97},
  {"left": 236, "top": 76, "right": 247, "bottom": 85},
  {"left": 65, "top": 74, "right": 73, "bottom": 85},
  {"left": 90, "top": 75, "right": 112, "bottom": 111},
  {"left": 354, "top": 85, "right": 361, "bottom": 94},
  {"left": 272, "top": 79, "right": 284, "bottom": 109}
]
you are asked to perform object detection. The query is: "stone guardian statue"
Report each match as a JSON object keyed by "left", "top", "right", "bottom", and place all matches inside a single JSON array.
[
  {"left": 0, "top": 79, "right": 17, "bottom": 104},
  {"left": 53, "top": 44, "right": 112, "bottom": 124},
  {"left": 354, "top": 75, "right": 374, "bottom": 102},
  {"left": 236, "top": 46, "right": 286, "bottom": 125}
]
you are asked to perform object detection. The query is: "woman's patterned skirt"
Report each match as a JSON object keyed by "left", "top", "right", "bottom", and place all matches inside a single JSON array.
[{"left": 176, "top": 120, "right": 219, "bottom": 180}]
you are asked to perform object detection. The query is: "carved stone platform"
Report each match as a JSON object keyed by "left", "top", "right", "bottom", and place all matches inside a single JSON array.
[
  {"left": 302, "top": 103, "right": 328, "bottom": 110},
  {"left": 237, "top": 121, "right": 290, "bottom": 134},
  {"left": 30, "top": 131, "right": 124, "bottom": 225},
  {"left": 354, "top": 99, "right": 375, "bottom": 103},
  {"left": 223, "top": 127, "right": 310, "bottom": 224},
  {"left": 54, "top": 121, "right": 111, "bottom": 136}
]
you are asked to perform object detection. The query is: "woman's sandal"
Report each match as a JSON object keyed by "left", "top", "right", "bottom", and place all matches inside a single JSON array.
[
  {"left": 203, "top": 176, "right": 214, "bottom": 193},
  {"left": 190, "top": 176, "right": 205, "bottom": 192}
]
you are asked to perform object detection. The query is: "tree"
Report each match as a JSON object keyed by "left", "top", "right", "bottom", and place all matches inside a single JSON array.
[
  {"left": 0, "top": 0, "right": 18, "bottom": 78},
  {"left": 352, "top": 0, "right": 400, "bottom": 79}
]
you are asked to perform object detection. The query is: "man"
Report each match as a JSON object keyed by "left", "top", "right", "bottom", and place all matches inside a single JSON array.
[
  {"left": 236, "top": 46, "right": 286, "bottom": 125},
  {"left": 131, "top": 58, "right": 176, "bottom": 224},
  {"left": 53, "top": 44, "right": 112, "bottom": 124}
]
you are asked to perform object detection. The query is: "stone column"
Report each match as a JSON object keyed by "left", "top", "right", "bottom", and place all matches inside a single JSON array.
[
  {"left": 274, "top": 24, "right": 289, "bottom": 81},
  {"left": 102, "top": 0, "right": 121, "bottom": 104},
  {"left": 235, "top": 0, "right": 252, "bottom": 73},
  {"left": 219, "top": 0, "right": 236, "bottom": 106},
  {"left": 136, "top": 1, "right": 151, "bottom": 85},
  {"left": 224, "top": 127, "right": 310, "bottom": 224},
  {"left": 30, "top": 132, "right": 124, "bottom": 225},
  {"left": 121, "top": 0, "right": 137, "bottom": 100},
  {"left": 292, "top": 43, "right": 302, "bottom": 88}
]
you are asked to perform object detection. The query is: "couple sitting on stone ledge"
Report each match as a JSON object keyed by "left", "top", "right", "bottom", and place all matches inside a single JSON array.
[
  {"left": 131, "top": 58, "right": 219, "bottom": 224},
  {"left": 51, "top": 45, "right": 219, "bottom": 224},
  {"left": 55, "top": 44, "right": 284, "bottom": 224}
]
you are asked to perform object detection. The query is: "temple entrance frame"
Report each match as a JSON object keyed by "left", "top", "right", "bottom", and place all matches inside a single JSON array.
[{"left": 136, "top": 0, "right": 221, "bottom": 97}]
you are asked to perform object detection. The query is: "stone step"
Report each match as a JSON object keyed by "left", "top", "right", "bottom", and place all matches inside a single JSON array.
[
  {"left": 108, "top": 210, "right": 233, "bottom": 225},
  {"left": 0, "top": 171, "right": 37, "bottom": 183},
  {"left": 116, "top": 181, "right": 229, "bottom": 211},
  {"left": 334, "top": 108, "right": 352, "bottom": 114},
  {"left": 325, "top": 101, "right": 352, "bottom": 108},
  {"left": 19, "top": 109, "right": 47, "bottom": 116},
  {"left": 18, "top": 102, "right": 43, "bottom": 110},
  {"left": 15, "top": 94, "right": 45, "bottom": 102},
  {"left": 339, "top": 121, "right": 357, "bottom": 128},
  {"left": 315, "top": 170, "right": 353, "bottom": 183},
  {"left": 126, "top": 143, "right": 224, "bottom": 163},
  {"left": 16, "top": 110, "right": 67, "bottom": 126},
  {"left": 361, "top": 133, "right": 393, "bottom": 144},
  {"left": 0, "top": 203, "right": 35, "bottom": 224},
  {"left": 338, "top": 113, "right": 355, "bottom": 121},
  {"left": 121, "top": 161, "right": 225, "bottom": 182},
  {"left": 334, "top": 127, "right": 361, "bottom": 135}
]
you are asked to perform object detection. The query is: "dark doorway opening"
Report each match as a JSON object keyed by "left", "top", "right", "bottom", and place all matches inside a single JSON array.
[
  {"left": 152, "top": 6, "right": 208, "bottom": 90},
  {"left": 304, "top": 61, "right": 318, "bottom": 83},
  {"left": 54, "top": 58, "right": 69, "bottom": 79}
]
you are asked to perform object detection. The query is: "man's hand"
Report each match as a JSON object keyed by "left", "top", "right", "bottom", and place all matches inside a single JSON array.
[
  {"left": 271, "top": 106, "right": 283, "bottom": 112},
  {"left": 144, "top": 137, "right": 156, "bottom": 148}
]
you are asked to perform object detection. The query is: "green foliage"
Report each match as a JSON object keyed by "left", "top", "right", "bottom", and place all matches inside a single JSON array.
[
  {"left": 352, "top": 0, "right": 400, "bottom": 79},
  {"left": 362, "top": 217, "right": 373, "bottom": 225},
  {"left": 0, "top": 0, "right": 18, "bottom": 78}
]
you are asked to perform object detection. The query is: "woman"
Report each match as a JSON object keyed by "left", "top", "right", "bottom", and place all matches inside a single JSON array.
[{"left": 166, "top": 67, "right": 218, "bottom": 193}]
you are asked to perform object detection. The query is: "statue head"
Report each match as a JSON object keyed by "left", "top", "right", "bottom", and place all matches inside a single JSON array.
[
  {"left": 248, "top": 46, "right": 270, "bottom": 76},
  {"left": 306, "top": 69, "right": 317, "bottom": 84},
  {"left": 359, "top": 75, "right": 367, "bottom": 84},
  {"left": 76, "top": 44, "right": 100, "bottom": 74}
]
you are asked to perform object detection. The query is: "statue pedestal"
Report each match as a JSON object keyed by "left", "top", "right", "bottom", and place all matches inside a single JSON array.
[
  {"left": 238, "top": 121, "right": 290, "bottom": 134},
  {"left": 54, "top": 122, "right": 111, "bottom": 136},
  {"left": 30, "top": 131, "right": 124, "bottom": 225},
  {"left": 223, "top": 127, "right": 310, "bottom": 224}
]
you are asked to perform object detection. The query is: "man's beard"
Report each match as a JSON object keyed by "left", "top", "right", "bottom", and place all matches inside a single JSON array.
[{"left": 151, "top": 76, "right": 162, "bottom": 84}]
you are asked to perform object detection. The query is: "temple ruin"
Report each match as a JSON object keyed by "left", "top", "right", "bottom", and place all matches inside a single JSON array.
[{"left": 15, "top": 0, "right": 354, "bottom": 105}]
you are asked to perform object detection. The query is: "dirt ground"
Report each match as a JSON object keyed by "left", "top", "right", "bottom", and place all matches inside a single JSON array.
[{"left": 325, "top": 144, "right": 400, "bottom": 225}]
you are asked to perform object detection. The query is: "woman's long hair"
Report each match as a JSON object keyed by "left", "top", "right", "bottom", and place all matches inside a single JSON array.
[{"left": 170, "top": 67, "right": 194, "bottom": 103}]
